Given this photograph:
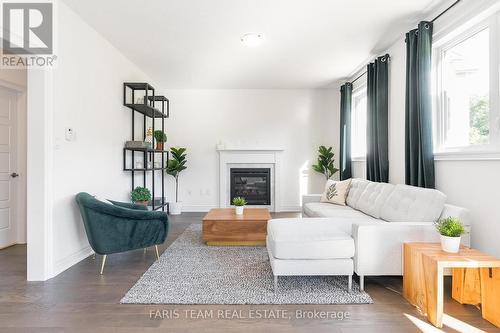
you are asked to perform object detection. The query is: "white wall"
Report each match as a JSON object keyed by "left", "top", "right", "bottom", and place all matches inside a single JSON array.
[
  {"left": 347, "top": 0, "right": 500, "bottom": 257},
  {"left": 48, "top": 2, "right": 155, "bottom": 276},
  {"left": 42, "top": 3, "right": 339, "bottom": 278},
  {"left": 161, "top": 89, "right": 337, "bottom": 212}
]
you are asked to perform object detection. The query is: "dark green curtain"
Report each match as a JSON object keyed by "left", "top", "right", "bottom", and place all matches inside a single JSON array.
[
  {"left": 339, "top": 83, "right": 352, "bottom": 180},
  {"left": 366, "top": 54, "right": 389, "bottom": 183},
  {"left": 405, "top": 21, "right": 435, "bottom": 188}
]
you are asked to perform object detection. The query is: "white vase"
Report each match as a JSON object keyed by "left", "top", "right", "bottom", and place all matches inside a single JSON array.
[
  {"left": 170, "top": 202, "right": 182, "bottom": 215},
  {"left": 235, "top": 206, "right": 244, "bottom": 215},
  {"left": 440, "top": 235, "right": 461, "bottom": 253}
]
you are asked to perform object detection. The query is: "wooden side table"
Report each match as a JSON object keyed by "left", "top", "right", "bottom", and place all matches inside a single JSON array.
[{"left": 403, "top": 242, "right": 500, "bottom": 328}]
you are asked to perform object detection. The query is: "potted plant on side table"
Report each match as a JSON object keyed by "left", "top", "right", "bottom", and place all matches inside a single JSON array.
[
  {"left": 435, "top": 217, "right": 466, "bottom": 253},
  {"left": 131, "top": 187, "right": 152, "bottom": 207},
  {"left": 167, "top": 147, "right": 187, "bottom": 215},
  {"left": 232, "top": 197, "right": 247, "bottom": 215},
  {"left": 154, "top": 130, "right": 167, "bottom": 150}
]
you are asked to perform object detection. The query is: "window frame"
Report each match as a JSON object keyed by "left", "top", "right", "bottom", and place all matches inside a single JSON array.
[
  {"left": 351, "top": 83, "right": 367, "bottom": 161},
  {"left": 433, "top": 14, "right": 500, "bottom": 159}
]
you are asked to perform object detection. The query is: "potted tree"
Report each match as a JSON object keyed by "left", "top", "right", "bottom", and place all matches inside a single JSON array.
[
  {"left": 154, "top": 130, "right": 167, "bottom": 150},
  {"left": 312, "top": 145, "right": 339, "bottom": 179},
  {"left": 232, "top": 197, "right": 247, "bottom": 215},
  {"left": 131, "top": 187, "right": 151, "bottom": 207},
  {"left": 435, "top": 217, "right": 465, "bottom": 253},
  {"left": 167, "top": 147, "right": 187, "bottom": 215}
]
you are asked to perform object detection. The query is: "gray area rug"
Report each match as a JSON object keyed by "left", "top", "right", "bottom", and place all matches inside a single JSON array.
[{"left": 121, "top": 224, "right": 373, "bottom": 304}]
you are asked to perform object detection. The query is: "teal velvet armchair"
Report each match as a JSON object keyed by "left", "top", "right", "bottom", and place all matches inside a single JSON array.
[{"left": 75, "top": 192, "right": 169, "bottom": 274}]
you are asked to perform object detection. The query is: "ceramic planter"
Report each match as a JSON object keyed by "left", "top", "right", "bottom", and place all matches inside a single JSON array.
[
  {"left": 170, "top": 202, "right": 182, "bottom": 215},
  {"left": 156, "top": 142, "right": 164, "bottom": 150},
  {"left": 440, "top": 235, "right": 461, "bottom": 253},
  {"left": 235, "top": 206, "right": 244, "bottom": 215},
  {"left": 135, "top": 200, "right": 149, "bottom": 207}
]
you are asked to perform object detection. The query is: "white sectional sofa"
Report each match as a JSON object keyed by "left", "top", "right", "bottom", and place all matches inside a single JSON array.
[{"left": 268, "top": 178, "right": 470, "bottom": 290}]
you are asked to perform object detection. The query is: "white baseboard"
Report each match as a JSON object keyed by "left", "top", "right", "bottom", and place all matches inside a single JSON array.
[
  {"left": 51, "top": 245, "right": 93, "bottom": 278},
  {"left": 180, "top": 204, "right": 301, "bottom": 213},
  {"left": 181, "top": 204, "right": 216, "bottom": 212},
  {"left": 278, "top": 206, "right": 301, "bottom": 212}
]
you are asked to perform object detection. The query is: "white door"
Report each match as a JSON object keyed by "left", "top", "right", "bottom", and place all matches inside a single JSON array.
[{"left": 0, "top": 87, "right": 17, "bottom": 249}]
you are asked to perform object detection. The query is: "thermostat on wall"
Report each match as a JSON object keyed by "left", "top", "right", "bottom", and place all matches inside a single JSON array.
[{"left": 65, "top": 127, "right": 75, "bottom": 141}]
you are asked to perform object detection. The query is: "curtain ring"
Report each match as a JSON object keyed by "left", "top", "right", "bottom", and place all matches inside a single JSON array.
[
  {"left": 424, "top": 23, "right": 430, "bottom": 29},
  {"left": 381, "top": 56, "right": 386, "bottom": 63}
]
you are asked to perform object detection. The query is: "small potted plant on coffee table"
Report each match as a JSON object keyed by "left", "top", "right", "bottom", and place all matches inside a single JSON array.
[
  {"left": 232, "top": 197, "right": 247, "bottom": 215},
  {"left": 435, "top": 217, "right": 465, "bottom": 253},
  {"left": 131, "top": 187, "right": 152, "bottom": 207},
  {"left": 153, "top": 130, "right": 167, "bottom": 150}
]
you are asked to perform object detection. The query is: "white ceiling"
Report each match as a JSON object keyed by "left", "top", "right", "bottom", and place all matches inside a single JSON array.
[{"left": 62, "top": 0, "right": 447, "bottom": 89}]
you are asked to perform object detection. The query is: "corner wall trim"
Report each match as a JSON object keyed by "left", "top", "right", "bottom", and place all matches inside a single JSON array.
[{"left": 51, "top": 245, "right": 93, "bottom": 278}]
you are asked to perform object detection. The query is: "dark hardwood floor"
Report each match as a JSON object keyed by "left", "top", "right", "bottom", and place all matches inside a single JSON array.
[{"left": 0, "top": 212, "right": 498, "bottom": 332}]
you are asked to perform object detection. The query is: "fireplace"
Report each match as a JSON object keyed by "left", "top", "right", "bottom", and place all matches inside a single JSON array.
[{"left": 230, "top": 168, "right": 271, "bottom": 205}]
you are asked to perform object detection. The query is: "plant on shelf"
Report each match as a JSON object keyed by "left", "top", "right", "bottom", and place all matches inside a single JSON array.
[
  {"left": 232, "top": 197, "right": 247, "bottom": 215},
  {"left": 312, "top": 145, "right": 339, "bottom": 180},
  {"left": 131, "top": 187, "right": 152, "bottom": 206},
  {"left": 166, "top": 147, "right": 187, "bottom": 215},
  {"left": 435, "top": 217, "right": 465, "bottom": 253},
  {"left": 153, "top": 130, "right": 167, "bottom": 150}
]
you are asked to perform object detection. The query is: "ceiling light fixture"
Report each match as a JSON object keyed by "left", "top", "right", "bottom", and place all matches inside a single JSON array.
[{"left": 240, "top": 33, "right": 264, "bottom": 47}]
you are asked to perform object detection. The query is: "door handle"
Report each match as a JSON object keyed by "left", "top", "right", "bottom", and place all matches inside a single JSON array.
[{"left": 10, "top": 173, "right": 19, "bottom": 178}]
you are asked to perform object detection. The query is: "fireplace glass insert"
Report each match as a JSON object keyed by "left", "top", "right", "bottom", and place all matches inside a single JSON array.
[{"left": 230, "top": 168, "right": 271, "bottom": 205}]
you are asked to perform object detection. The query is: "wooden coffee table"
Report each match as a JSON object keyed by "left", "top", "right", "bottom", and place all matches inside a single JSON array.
[{"left": 202, "top": 208, "right": 272, "bottom": 246}]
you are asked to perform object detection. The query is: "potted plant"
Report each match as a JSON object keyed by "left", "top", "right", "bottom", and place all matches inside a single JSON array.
[
  {"left": 131, "top": 187, "right": 151, "bottom": 207},
  {"left": 232, "top": 197, "right": 247, "bottom": 215},
  {"left": 312, "top": 145, "right": 339, "bottom": 180},
  {"left": 167, "top": 147, "right": 187, "bottom": 215},
  {"left": 435, "top": 217, "right": 465, "bottom": 253},
  {"left": 154, "top": 130, "right": 167, "bottom": 150}
]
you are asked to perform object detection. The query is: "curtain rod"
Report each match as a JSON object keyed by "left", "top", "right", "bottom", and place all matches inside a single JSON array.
[
  {"left": 350, "top": 54, "right": 391, "bottom": 84},
  {"left": 348, "top": 1, "right": 461, "bottom": 86},
  {"left": 351, "top": 71, "right": 366, "bottom": 84},
  {"left": 431, "top": 0, "right": 461, "bottom": 23}
]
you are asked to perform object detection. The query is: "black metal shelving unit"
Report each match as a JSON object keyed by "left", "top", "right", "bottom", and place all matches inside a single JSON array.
[{"left": 123, "top": 82, "right": 170, "bottom": 212}]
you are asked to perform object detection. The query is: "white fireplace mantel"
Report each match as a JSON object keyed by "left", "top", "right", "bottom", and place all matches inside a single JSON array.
[{"left": 218, "top": 148, "right": 283, "bottom": 212}]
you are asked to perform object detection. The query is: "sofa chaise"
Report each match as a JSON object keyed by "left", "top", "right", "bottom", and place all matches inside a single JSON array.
[{"left": 267, "top": 178, "right": 471, "bottom": 291}]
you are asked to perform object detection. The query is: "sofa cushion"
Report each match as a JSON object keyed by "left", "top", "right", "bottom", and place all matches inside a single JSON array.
[
  {"left": 303, "top": 202, "right": 375, "bottom": 220},
  {"left": 320, "top": 179, "right": 351, "bottom": 206},
  {"left": 290, "top": 216, "right": 385, "bottom": 235},
  {"left": 356, "top": 182, "right": 395, "bottom": 218},
  {"left": 267, "top": 219, "right": 355, "bottom": 259},
  {"left": 380, "top": 184, "right": 447, "bottom": 222},
  {"left": 346, "top": 178, "right": 370, "bottom": 209}
]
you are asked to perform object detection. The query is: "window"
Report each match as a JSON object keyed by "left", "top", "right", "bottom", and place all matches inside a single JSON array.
[
  {"left": 434, "top": 16, "right": 500, "bottom": 156},
  {"left": 351, "top": 86, "right": 367, "bottom": 159}
]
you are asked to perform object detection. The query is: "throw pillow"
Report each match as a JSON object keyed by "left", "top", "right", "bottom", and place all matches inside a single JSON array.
[{"left": 320, "top": 179, "right": 352, "bottom": 206}]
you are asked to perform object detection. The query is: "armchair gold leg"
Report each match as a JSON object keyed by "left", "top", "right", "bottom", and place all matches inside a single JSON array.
[
  {"left": 100, "top": 255, "right": 107, "bottom": 275},
  {"left": 155, "top": 245, "right": 160, "bottom": 260}
]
